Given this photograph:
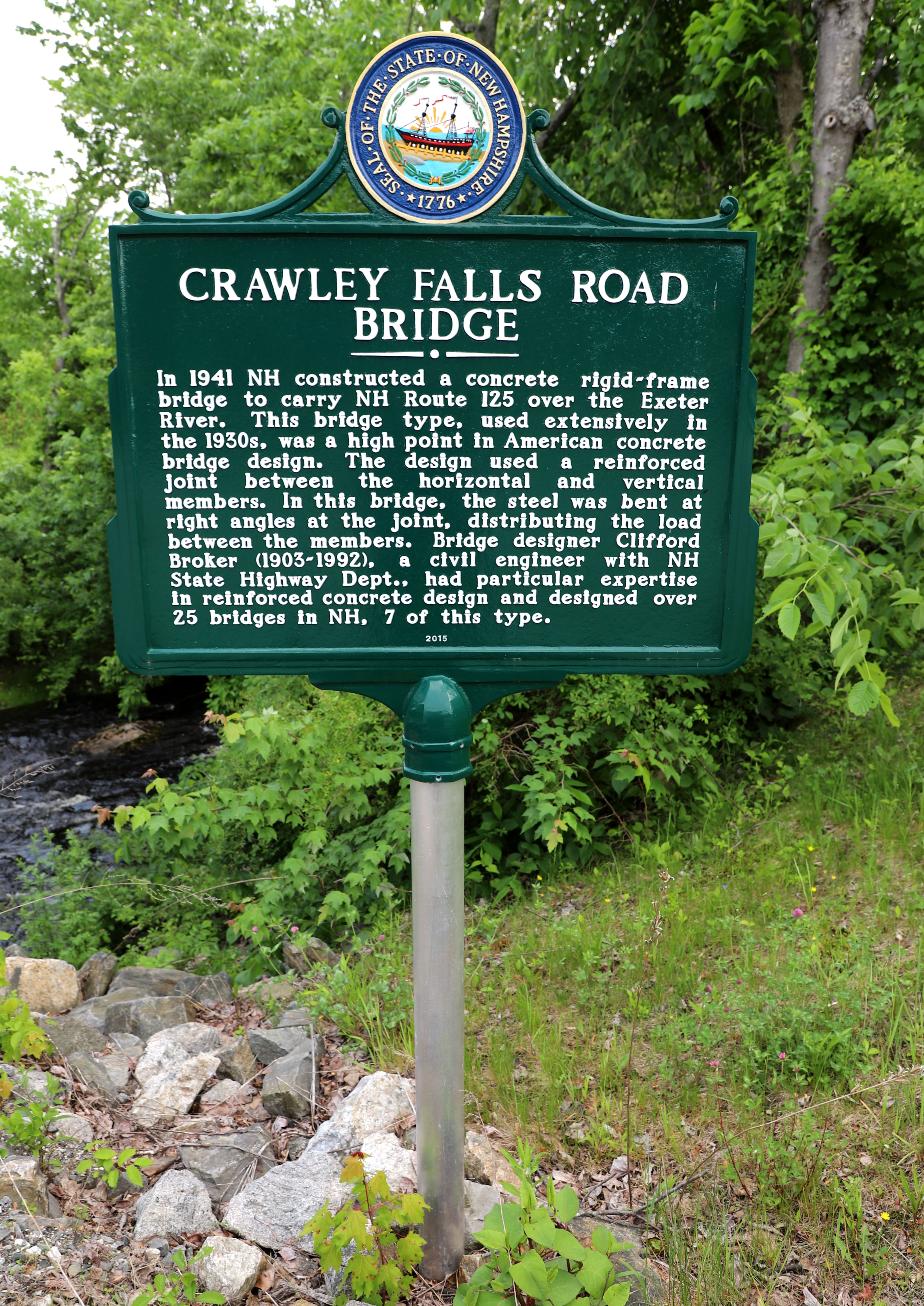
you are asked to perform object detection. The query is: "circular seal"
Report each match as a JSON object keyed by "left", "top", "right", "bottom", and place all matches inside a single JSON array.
[{"left": 347, "top": 32, "right": 526, "bottom": 224}]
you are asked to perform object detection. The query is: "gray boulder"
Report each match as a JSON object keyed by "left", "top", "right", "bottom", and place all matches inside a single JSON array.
[
  {"left": 307, "top": 1071, "right": 415, "bottom": 1157},
  {"left": 223, "top": 1151, "right": 347, "bottom": 1249},
  {"left": 76, "top": 951, "right": 118, "bottom": 999},
  {"left": 217, "top": 1036, "right": 259, "bottom": 1084},
  {"left": 69, "top": 1050, "right": 122, "bottom": 1102},
  {"left": 176, "top": 972, "right": 234, "bottom": 1005},
  {"left": 464, "top": 1131, "right": 517, "bottom": 1188},
  {"left": 110, "top": 966, "right": 189, "bottom": 996},
  {"left": 131, "top": 1051, "right": 220, "bottom": 1128},
  {"left": 179, "top": 1127, "right": 274, "bottom": 1203},
  {"left": 37, "top": 1013, "right": 108, "bottom": 1058},
  {"left": 260, "top": 1041, "right": 322, "bottom": 1119},
  {"left": 98, "top": 1051, "right": 131, "bottom": 1091},
  {"left": 359, "top": 1131, "right": 416, "bottom": 1190},
  {"left": 135, "top": 1022, "right": 227, "bottom": 1086},
  {"left": 282, "top": 935, "right": 338, "bottom": 975},
  {"left": 49, "top": 1111, "right": 94, "bottom": 1144},
  {"left": 0, "top": 1155, "right": 49, "bottom": 1214},
  {"left": 247, "top": 1025, "right": 315, "bottom": 1065},
  {"left": 67, "top": 985, "right": 149, "bottom": 1030},
  {"left": 464, "top": 1181, "right": 504, "bottom": 1250},
  {"left": 198, "top": 1234, "right": 265, "bottom": 1303},
  {"left": 105, "top": 994, "right": 195, "bottom": 1040},
  {"left": 135, "top": 1170, "right": 218, "bottom": 1241}
]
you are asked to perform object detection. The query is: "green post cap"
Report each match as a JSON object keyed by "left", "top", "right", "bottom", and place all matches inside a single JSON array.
[{"left": 402, "top": 676, "right": 473, "bottom": 783}]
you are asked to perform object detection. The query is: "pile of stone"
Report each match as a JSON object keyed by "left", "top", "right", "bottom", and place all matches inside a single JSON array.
[{"left": 0, "top": 951, "right": 514, "bottom": 1304}]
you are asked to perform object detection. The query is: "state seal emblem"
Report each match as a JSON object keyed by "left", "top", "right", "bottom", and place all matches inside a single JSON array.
[{"left": 347, "top": 32, "right": 526, "bottom": 223}]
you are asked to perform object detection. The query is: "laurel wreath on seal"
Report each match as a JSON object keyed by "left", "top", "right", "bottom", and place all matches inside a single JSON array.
[{"left": 382, "top": 73, "right": 489, "bottom": 187}]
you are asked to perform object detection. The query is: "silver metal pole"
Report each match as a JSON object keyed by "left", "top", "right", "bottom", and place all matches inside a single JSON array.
[{"left": 411, "top": 776, "right": 465, "bottom": 1280}]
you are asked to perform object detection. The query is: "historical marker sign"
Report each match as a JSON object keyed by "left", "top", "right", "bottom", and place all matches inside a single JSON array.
[{"left": 108, "top": 33, "right": 757, "bottom": 710}]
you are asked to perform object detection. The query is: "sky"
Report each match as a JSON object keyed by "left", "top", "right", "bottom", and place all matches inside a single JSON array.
[{"left": 0, "top": 1, "right": 71, "bottom": 180}]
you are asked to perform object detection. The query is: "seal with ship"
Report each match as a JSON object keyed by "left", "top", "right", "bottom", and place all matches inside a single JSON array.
[{"left": 347, "top": 32, "right": 526, "bottom": 224}]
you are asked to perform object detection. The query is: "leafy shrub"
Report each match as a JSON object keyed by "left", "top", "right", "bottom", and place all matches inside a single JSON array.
[
  {"left": 306, "top": 1154, "right": 426, "bottom": 1306},
  {"left": 457, "top": 1146, "right": 638, "bottom": 1306}
]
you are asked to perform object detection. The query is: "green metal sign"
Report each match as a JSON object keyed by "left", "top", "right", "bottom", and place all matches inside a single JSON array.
[{"left": 108, "top": 58, "right": 757, "bottom": 716}]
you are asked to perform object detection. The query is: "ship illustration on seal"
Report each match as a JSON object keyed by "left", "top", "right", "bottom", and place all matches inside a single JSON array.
[{"left": 395, "top": 99, "right": 477, "bottom": 160}]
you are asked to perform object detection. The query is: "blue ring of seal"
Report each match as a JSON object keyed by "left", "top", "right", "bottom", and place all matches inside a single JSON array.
[{"left": 347, "top": 33, "right": 525, "bottom": 224}]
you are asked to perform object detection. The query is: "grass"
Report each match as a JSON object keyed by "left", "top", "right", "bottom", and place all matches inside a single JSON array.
[{"left": 302, "top": 684, "right": 924, "bottom": 1305}]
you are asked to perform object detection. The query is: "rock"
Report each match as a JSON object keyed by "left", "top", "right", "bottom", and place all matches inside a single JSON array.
[
  {"left": 131, "top": 1051, "right": 220, "bottom": 1128},
  {"left": 570, "top": 1216, "right": 664, "bottom": 1304},
  {"left": 464, "top": 1131, "right": 517, "bottom": 1189},
  {"left": 198, "top": 1233, "right": 265, "bottom": 1303},
  {"left": 49, "top": 1112, "right": 94, "bottom": 1144},
  {"left": 0, "top": 1063, "right": 55, "bottom": 1100},
  {"left": 175, "top": 972, "right": 234, "bottom": 1006},
  {"left": 36, "top": 1014, "right": 108, "bottom": 1058},
  {"left": 200, "top": 1079, "right": 255, "bottom": 1107},
  {"left": 67, "top": 986, "right": 149, "bottom": 1030},
  {"left": 223, "top": 1151, "right": 347, "bottom": 1250},
  {"left": 260, "top": 1041, "right": 322, "bottom": 1119},
  {"left": 358, "top": 1131, "right": 416, "bottom": 1190},
  {"left": 179, "top": 1127, "right": 275, "bottom": 1203},
  {"left": 307, "top": 1071, "right": 415, "bottom": 1156},
  {"left": 217, "top": 1036, "right": 259, "bottom": 1084},
  {"left": 238, "top": 976, "right": 299, "bottom": 1009},
  {"left": 282, "top": 935, "right": 338, "bottom": 975},
  {"left": 98, "top": 1052, "right": 131, "bottom": 1091},
  {"left": 464, "top": 1181, "right": 503, "bottom": 1250},
  {"left": 68, "top": 1050, "right": 121, "bottom": 1101},
  {"left": 108, "top": 1031, "right": 144, "bottom": 1056},
  {"left": 247, "top": 1025, "right": 315, "bottom": 1065},
  {"left": 110, "top": 966, "right": 189, "bottom": 996},
  {"left": 134, "top": 1170, "right": 218, "bottom": 1241},
  {"left": 276, "top": 1004, "right": 314, "bottom": 1028},
  {"left": 0, "top": 1156, "right": 49, "bottom": 1214},
  {"left": 105, "top": 994, "right": 196, "bottom": 1041},
  {"left": 76, "top": 951, "right": 117, "bottom": 1000},
  {"left": 135, "top": 1022, "right": 227, "bottom": 1086},
  {"left": 5, "top": 958, "right": 80, "bottom": 1013}
]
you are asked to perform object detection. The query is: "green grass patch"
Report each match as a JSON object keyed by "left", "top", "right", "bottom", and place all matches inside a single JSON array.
[{"left": 301, "top": 684, "right": 924, "bottom": 1302}]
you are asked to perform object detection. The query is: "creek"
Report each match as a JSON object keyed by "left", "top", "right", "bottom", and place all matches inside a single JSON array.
[{"left": 0, "top": 682, "right": 215, "bottom": 906}]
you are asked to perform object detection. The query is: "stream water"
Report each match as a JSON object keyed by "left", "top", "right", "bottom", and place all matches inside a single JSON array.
[{"left": 0, "top": 682, "right": 215, "bottom": 906}]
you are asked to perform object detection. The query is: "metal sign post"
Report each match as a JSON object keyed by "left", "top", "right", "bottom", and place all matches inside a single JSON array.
[
  {"left": 105, "top": 29, "right": 759, "bottom": 1284},
  {"left": 403, "top": 676, "right": 472, "bottom": 1279}
]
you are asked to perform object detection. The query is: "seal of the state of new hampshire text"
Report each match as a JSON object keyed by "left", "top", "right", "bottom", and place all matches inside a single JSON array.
[{"left": 347, "top": 32, "right": 526, "bottom": 223}]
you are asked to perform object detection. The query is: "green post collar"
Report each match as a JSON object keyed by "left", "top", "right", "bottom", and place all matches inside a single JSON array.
[{"left": 402, "top": 676, "right": 473, "bottom": 783}]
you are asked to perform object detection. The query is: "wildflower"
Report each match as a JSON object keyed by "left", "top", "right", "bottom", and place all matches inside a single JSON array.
[
  {"left": 811, "top": 886, "right": 817, "bottom": 894},
  {"left": 807, "top": 844, "right": 815, "bottom": 852},
  {"left": 777, "top": 1051, "right": 787, "bottom": 1061},
  {"left": 290, "top": 925, "right": 299, "bottom": 934},
  {"left": 880, "top": 1211, "right": 890, "bottom": 1222},
  {"left": 792, "top": 907, "right": 806, "bottom": 918},
  {"left": 707, "top": 1059, "right": 720, "bottom": 1068},
  {"left": 251, "top": 925, "right": 259, "bottom": 935},
  {"left": 603, "top": 896, "right": 612, "bottom": 903}
]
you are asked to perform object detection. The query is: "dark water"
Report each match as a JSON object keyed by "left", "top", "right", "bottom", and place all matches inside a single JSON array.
[{"left": 0, "top": 682, "right": 216, "bottom": 899}]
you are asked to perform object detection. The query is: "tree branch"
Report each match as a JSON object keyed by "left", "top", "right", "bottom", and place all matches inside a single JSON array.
[{"left": 534, "top": 84, "right": 583, "bottom": 153}]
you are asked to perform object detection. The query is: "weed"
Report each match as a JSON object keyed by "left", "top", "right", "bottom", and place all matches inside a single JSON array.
[{"left": 305, "top": 1154, "right": 426, "bottom": 1306}]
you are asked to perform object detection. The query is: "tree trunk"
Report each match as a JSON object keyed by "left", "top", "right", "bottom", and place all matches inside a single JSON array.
[
  {"left": 787, "top": 0, "right": 875, "bottom": 372},
  {"left": 775, "top": 0, "right": 805, "bottom": 162},
  {"left": 473, "top": 0, "right": 501, "bottom": 52}
]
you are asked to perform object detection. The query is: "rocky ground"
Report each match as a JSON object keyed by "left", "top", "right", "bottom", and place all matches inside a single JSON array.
[{"left": 0, "top": 948, "right": 664, "bottom": 1305}]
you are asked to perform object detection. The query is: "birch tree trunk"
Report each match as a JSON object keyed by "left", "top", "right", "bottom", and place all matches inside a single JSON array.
[{"left": 787, "top": 0, "right": 876, "bottom": 373}]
